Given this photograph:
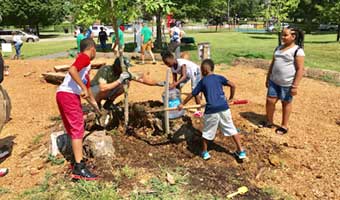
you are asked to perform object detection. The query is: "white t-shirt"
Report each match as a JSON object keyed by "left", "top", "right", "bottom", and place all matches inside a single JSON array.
[
  {"left": 13, "top": 35, "right": 23, "bottom": 44},
  {"left": 270, "top": 45, "right": 305, "bottom": 87},
  {"left": 170, "top": 27, "right": 181, "bottom": 43},
  {"left": 171, "top": 59, "right": 200, "bottom": 80},
  {"left": 57, "top": 53, "right": 91, "bottom": 95}
]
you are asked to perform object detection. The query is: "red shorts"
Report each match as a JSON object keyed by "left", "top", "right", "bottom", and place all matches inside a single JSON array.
[{"left": 56, "top": 92, "right": 84, "bottom": 139}]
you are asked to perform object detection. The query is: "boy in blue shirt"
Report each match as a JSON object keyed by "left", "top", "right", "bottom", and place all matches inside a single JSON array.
[{"left": 178, "top": 59, "right": 246, "bottom": 160}]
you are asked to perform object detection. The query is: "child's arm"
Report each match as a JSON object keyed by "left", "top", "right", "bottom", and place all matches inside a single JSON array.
[
  {"left": 266, "top": 56, "right": 275, "bottom": 88},
  {"left": 68, "top": 66, "right": 88, "bottom": 99},
  {"left": 172, "top": 73, "right": 177, "bottom": 83},
  {"left": 133, "top": 73, "right": 164, "bottom": 87},
  {"left": 98, "top": 72, "right": 131, "bottom": 92},
  {"left": 178, "top": 80, "right": 202, "bottom": 110},
  {"left": 170, "top": 64, "right": 187, "bottom": 89},
  {"left": 226, "top": 80, "right": 236, "bottom": 101},
  {"left": 178, "top": 94, "right": 194, "bottom": 110},
  {"left": 291, "top": 56, "right": 304, "bottom": 96},
  {"left": 88, "top": 87, "right": 99, "bottom": 110}
]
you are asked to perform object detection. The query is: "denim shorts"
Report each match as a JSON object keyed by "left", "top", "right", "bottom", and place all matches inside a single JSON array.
[{"left": 267, "top": 80, "right": 293, "bottom": 102}]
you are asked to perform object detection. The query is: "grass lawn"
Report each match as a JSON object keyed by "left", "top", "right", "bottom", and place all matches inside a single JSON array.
[
  {"left": 1, "top": 40, "right": 76, "bottom": 59},
  {"left": 184, "top": 31, "right": 340, "bottom": 72},
  {"left": 20, "top": 40, "right": 76, "bottom": 58}
]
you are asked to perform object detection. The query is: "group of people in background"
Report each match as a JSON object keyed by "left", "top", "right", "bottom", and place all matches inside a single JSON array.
[
  {"left": 63, "top": 24, "right": 305, "bottom": 180},
  {"left": 77, "top": 18, "right": 185, "bottom": 65}
]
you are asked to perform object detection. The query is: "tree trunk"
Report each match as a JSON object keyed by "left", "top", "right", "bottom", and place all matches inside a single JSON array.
[
  {"left": 36, "top": 25, "right": 40, "bottom": 36},
  {"left": 112, "top": 16, "right": 129, "bottom": 131},
  {"left": 215, "top": 24, "right": 218, "bottom": 32},
  {"left": 305, "top": 17, "right": 312, "bottom": 34},
  {"left": 155, "top": 10, "right": 162, "bottom": 50}
]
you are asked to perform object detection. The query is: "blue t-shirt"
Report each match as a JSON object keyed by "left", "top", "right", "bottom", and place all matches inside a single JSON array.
[{"left": 192, "top": 74, "right": 229, "bottom": 114}]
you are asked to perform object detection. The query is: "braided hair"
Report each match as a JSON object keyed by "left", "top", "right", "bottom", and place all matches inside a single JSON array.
[{"left": 289, "top": 26, "right": 304, "bottom": 49}]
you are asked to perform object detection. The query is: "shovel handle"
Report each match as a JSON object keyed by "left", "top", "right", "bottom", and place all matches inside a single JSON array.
[
  {"left": 85, "top": 98, "right": 101, "bottom": 116},
  {"left": 227, "top": 191, "right": 240, "bottom": 198},
  {"left": 147, "top": 104, "right": 203, "bottom": 113}
]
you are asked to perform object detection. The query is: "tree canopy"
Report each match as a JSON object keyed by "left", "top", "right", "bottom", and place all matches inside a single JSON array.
[{"left": 0, "top": 0, "right": 70, "bottom": 34}]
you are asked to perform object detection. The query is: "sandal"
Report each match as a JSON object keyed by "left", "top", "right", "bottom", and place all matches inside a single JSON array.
[
  {"left": 258, "top": 121, "right": 274, "bottom": 128},
  {"left": 275, "top": 127, "right": 288, "bottom": 135}
]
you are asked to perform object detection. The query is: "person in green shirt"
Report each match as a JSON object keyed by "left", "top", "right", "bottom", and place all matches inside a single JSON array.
[
  {"left": 140, "top": 22, "right": 156, "bottom": 65},
  {"left": 91, "top": 57, "right": 165, "bottom": 109},
  {"left": 76, "top": 27, "right": 86, "bottom": 53},
  {"left": 112, "top": 28, "right": 124, "bottom": 56}
]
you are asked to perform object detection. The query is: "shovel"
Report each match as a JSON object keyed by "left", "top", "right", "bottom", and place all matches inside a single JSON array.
[
  {"left": 227, "top": 186, "right": 249, "bottom": 199},
  {"left": 85, "top": 98, "right": 109, "bottom": 127},
  {"left": 147, "top": 99, "right": 249, "bottom": 113}
]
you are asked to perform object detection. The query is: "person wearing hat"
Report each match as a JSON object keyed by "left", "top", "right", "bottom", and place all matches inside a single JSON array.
[{"left": 91, "top": 57, "right": 165, "bottom": 109}]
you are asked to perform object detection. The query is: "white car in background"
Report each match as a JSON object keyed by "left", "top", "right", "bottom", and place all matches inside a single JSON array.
[
  {"left": 0, "top": 30, "right": 39, "bottom": 43},
  {"left": 319, "top": 23, "right": 338, "bottom": 31}
]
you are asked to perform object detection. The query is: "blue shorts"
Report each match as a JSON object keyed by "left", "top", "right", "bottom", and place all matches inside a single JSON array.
[{"left": 267, "top": 80, "right": 293, "bottom": 102}]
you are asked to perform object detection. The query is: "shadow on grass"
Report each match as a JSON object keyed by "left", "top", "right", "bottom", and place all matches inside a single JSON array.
[
  {"left": 39, "top": 34, "right": 66, "bottom": 39},
  {"left": 244, "top": 32, "right": 277, "bottom": 35},
  {"left": 304, "top": 40, "right": 338, "bottom": 44},
  {"left": 231, "top": 52, "right": 266, "bottom": 59},
  {"left": 250, "top": 36, "right": 277, "bottom": 40}
]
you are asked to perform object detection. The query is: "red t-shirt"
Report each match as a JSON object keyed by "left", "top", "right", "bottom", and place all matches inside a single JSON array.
[{"left": 57, "top": 53, "right": 92, "bottom": 94}]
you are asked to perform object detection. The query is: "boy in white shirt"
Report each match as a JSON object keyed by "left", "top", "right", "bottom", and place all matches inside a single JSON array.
[{"left": 161, "top": 51, "right": 203, "bottom": 117}]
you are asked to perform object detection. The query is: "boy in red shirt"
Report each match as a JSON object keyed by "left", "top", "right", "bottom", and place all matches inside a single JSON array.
[{"left": 56, "top": 39, "right": 115, "bottom": 180}]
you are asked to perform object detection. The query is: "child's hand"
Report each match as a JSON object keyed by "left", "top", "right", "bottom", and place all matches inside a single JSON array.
[
  {"left": 80, "top": 90, "right": 89, "bottom": 99},
  {"left": 291, "top": 88, "right": 298, "bottom": 96},
  {"left": 118, "top": 72, "right": 131, "bottom": 83},
  {"left": 178, "top": 104, "right": 184, "bottom": 111},
  {"left": 169, "top": 83, "right": 177, "bottom": 89}
]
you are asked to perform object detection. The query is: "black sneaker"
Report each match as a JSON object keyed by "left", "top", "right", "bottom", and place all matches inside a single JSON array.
[{"left": 71, "top": 161, "right": 98, "bottom": 181}]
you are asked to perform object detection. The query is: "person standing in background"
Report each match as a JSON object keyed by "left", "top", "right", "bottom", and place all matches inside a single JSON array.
[
  {"left": 98, "top": 27, "right": 108, "bottom": 50},
  {"left": 140, "top": 22, "right": 156, "bottom": 64},
  {"left": 169, "top": 23, "right": 183, "bottom": 59},
  {"left": 111, "top": 26, "right": 125, "bottom": 56},
  {"left": 12, "top": 32, "right": 23, "bottom": 60},
  {"left": 76, "top": 28, "right": 86, "bottom": 53}
]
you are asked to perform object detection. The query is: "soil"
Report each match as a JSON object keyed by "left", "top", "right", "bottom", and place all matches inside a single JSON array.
[{"left": 0, "top": 58, "right": 339, "bottom": 199}]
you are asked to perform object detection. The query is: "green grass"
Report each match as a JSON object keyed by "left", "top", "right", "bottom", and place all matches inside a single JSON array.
[
  {"left": 1, "top": 40, "right": 76, "bottom": 59},
  {"left": 261, "top": 186, "right": 294, "bottom": 200},
  {"left": 32, "top": 133, "right": 45, "bottom": 145},
  {"left": 20, "top": 173, "right": 120, "bottom": 200},
  {"left": 20, "top": 40, "right": 75, "bottom": 58},
  {"left": 184, "top": 32, "right": 340, "bottom": 72}
]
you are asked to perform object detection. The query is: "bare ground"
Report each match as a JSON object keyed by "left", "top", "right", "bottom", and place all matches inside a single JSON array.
[{"left": 0, "top": 58, "right": 339, "bottom": 199}]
